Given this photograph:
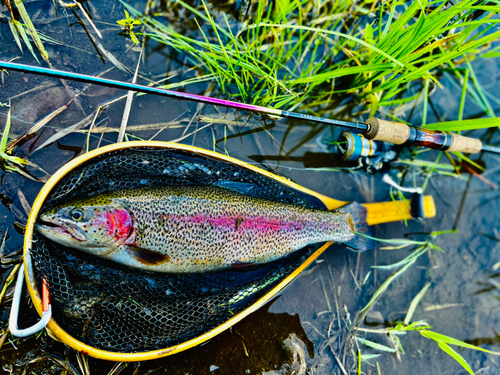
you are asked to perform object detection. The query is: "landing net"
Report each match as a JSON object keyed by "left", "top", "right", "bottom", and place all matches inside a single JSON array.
[{"left": 31, "top": 147, "right": 327, "bottom": 353}]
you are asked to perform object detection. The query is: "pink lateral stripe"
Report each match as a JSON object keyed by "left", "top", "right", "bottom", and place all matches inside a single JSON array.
[{"left": 166, "top": 214, "right": 305, "bottom": 232}]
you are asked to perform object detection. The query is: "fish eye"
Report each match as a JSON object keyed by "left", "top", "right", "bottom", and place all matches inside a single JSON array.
[{"left": 70, "top": 208, "right": 85, "bottom": 221}]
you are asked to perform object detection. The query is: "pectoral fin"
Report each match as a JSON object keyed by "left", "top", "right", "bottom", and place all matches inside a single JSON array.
[{"left": 125, "top": 246, "right": 170, "bottom": 265}]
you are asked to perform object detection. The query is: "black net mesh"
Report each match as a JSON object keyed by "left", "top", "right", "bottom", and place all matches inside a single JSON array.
[{"left": 31, "top": 146, "right": 328, "bottom": 353}]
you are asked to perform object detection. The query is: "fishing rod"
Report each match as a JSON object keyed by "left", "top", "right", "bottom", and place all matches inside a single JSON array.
[{"left": 1, "top": 61, "right": 499, "bottom": 155}]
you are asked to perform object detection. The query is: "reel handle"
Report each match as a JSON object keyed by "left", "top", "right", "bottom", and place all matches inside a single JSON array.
[{"left": 364, "top": 118, "right": 482, "bottom": 154}]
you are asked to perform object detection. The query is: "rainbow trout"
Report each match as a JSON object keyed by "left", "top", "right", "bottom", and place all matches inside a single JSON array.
[{"left": 37, "top": 185, "right": 373, "bottom": 273}]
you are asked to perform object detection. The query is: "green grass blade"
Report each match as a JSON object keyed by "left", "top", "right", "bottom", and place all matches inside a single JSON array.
[
  {"left": 0, "top": 107, "right": 12, "bottom": 152},
  {"left": 377, "top": 1, "right": 384, "bottom": 41},
  {"left": 421, "top": 330, "right": 500, "bottom": 355},
  {"left": 14, "top": 0, "right": 49, "bottom": 62},
  {"left": 404, "top": 282, "right": 431, "bottom": 324},
  {"left": 458, "top": 69, "right": 469, "bottom": 122},
  {"left": 436, "top": 342, "right": 474, "bottom": 375},
  {"left": 361, "top": 354, "right": 381, "bottom": 361},
  {"left": 450, "top": 152, "right": 484, "bottom": 172},
  {"left": 358, "top": 349, "right": 361, "bottom": 375},
  {"left": 379, "top": 1, "right": 395, "bottom": 42},
  {"left": 0, "top": 152, "right": 28, "bottom": 166},
  {"left": 421, "top": 152, "right": 442, "bottom": 193},
  {"left": 466, "top": 58, "right": 495, "bottom": 118},
  {"left": 8, "top": 20, "right": 23, "bottom": 52},
  {"left": 15, "top": 21, "right": 40, "bottom": 63},
  {"left": 396, "top": 159, "right": 456, "bottom": 171},
  {"left": 372, "top": 246, "right": 428, "bottom": 270},
  {"left": 379, "top": 92, "right": 420, "bottom": 107},
  {"left": 422, "top": 79, "right": 429, "bottom": 126},
  {"left": 357, "top": 338, "right": 396, "bottom": 353},
  {"left": 0, "top": 109, "right": 28, "bottom": 167},
  {"left": 424, "top": 118, "right": 500, "bottom": 131}
]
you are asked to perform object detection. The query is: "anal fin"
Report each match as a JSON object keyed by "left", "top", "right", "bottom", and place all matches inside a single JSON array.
[{"left": 230, "top": 261, "right": 255, "bottom": 269}]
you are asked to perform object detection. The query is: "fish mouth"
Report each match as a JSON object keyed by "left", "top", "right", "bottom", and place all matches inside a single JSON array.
[{"left": 37, "top": 219, "right": 88, "bottom": 242}]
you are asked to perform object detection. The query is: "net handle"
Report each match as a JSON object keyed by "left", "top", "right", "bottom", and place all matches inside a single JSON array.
[{"left": 9, "top": 264, "right": 52, "bottom": 338}]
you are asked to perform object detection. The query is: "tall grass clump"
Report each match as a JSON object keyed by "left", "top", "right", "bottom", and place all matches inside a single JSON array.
[{"left": 123, "top": 0, "right": 500, "bottom": 120}]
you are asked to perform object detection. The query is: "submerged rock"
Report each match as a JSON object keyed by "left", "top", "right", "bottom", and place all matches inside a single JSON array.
[
  {"left": 262, "top": 333, "right": 308, "bottom": 375},
  {"left": 10, "top": 85, "right": 72, "bottom": 136}
]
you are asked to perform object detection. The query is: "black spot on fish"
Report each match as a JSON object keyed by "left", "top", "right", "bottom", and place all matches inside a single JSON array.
[
  {"left": 235, "top": 216, "right": 244, "bottom": 231},
  {"left": 126, "top": 246, "right": 170, "bottom": 266}
]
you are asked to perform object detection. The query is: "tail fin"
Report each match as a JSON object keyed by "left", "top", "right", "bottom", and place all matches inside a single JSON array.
[{"left": 338, "top": 202, "right": 375, "bottom": 251}]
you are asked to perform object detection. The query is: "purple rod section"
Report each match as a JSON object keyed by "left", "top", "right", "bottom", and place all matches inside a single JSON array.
[{"left": 0, "top": 62, "right": 282, "bottom": 116}]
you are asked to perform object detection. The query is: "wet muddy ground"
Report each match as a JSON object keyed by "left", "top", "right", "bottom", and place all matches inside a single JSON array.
[{"left": 1, "top": 1, "right": 500, "bottom": 374}]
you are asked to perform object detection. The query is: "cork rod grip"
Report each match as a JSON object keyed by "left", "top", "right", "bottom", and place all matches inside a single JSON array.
[
  {"left": 364, "top": 117, "right": 483, "bottom": 154},
  {"left": 364, "top": 118, "right": 411, "bottom": 144},
  {"left": 447, "top": 133, "right": 482, "bottom": 154}
]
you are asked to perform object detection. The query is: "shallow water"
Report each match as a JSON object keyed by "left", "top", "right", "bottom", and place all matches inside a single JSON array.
[{"left": 1, "top": 1, "right": 500, "bottom": 374}]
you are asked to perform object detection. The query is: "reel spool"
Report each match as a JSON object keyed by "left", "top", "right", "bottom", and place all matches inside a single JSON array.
[
  {"left": 338, "top": 132, "right": 382, "bottom": 162},
  {"left": 17, "top": 142, "right": 435, "bottom": 361}
]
